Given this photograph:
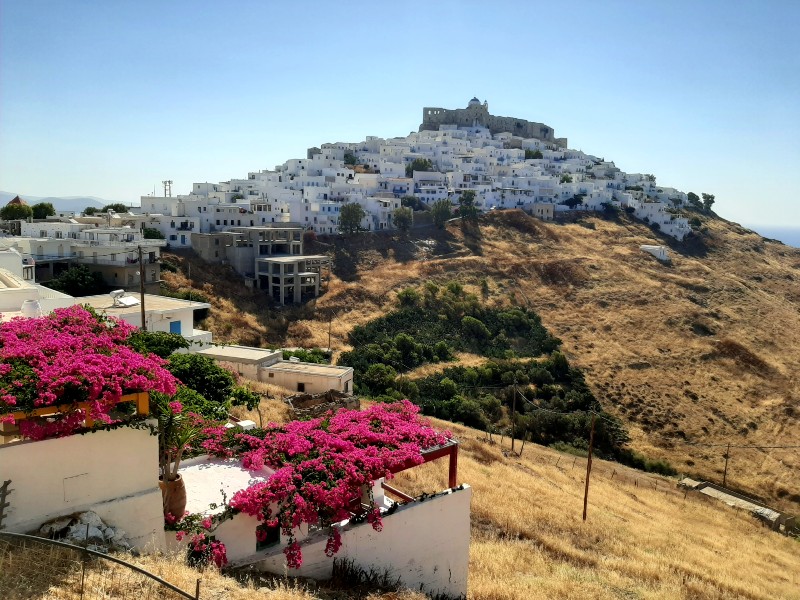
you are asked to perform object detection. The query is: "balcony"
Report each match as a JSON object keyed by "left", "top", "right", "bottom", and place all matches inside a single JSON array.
[{"left": 73, "top": 239, "right": 168, "bottom": 248}]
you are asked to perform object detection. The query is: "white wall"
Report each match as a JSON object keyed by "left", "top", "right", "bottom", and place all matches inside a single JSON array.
[
  {"left": 256, "top": 485, "right": 471, "bottom": 598},
  {"left": 259, "top": 364, "right": 353, "bottom": 395},
  {"left": 0, "top": 424, "right": 166, "bottom": 551}
]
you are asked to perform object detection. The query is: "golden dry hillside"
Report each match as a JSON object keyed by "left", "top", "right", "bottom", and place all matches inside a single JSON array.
[{"left": 162, "top": 210, "right": 800, "bottom": 511}]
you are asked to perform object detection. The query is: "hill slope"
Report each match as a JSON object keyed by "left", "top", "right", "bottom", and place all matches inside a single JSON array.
[{"left": 162, "top": 210, "right": 800, "bottom": 510}]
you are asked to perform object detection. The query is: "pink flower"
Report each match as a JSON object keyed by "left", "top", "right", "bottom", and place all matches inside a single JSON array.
[
  {"left": 175, "top": 531, "right": 186, "bottom": 542},
  {"left": 201, "top": 517, "right": 212, "bottom": 530},
  {"left": 0, "top": 306, "right": 179, "bottom": 440},
  {"left": 169, "top": 401, "right": 183, "bottom": 414}
]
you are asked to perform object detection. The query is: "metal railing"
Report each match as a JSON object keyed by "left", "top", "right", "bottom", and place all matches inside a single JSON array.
[{"left": 0, "top": 531, "right": 200, "bottom": 599}]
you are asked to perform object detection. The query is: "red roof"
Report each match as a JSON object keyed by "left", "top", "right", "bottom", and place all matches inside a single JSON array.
[{"left": 7, "top": 196, "right": 28, "bottom": 206}]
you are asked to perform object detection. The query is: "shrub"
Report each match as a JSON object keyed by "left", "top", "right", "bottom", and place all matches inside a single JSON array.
[
  {"left": 47, "top": 265, "right": 107, "bottom": 297},
  {"left": 167, "top": 353, "right": 235, "bottom": 407},
  {"left": 397, "top": 287, "right": 421, "bottom": 307},
  {"left": 127, "top": 330, "right": 189, "bottom": 358},
  {"left": 143, "top": 227, "right": 165, "bottom": 240}
]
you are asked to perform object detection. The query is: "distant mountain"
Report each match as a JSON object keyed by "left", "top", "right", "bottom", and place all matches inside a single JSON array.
[{"left": 0, "top": 191, "right": 139, "bottom": 213}]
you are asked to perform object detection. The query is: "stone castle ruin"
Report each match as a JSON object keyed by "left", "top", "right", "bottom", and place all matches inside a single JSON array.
[{"left": 419, "top": 98, "right": 567, "bottom": 148}]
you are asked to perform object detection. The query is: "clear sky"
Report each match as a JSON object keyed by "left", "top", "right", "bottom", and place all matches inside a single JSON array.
[{"left": 1, "top": 0, "right": 798, "bottom": 227}]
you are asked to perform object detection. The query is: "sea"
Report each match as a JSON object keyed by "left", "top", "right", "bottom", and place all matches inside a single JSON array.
[{"left": 745, "top": 226, "right": 800, "bottom": 249}]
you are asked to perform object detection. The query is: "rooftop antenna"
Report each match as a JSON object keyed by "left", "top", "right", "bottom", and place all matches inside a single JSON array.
[{"left": 162, "top": 180, "right": 173, "bottom": 198}]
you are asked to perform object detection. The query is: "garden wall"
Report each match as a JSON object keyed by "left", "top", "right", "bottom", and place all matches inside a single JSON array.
[
  {"left": 0, "top": 424, "right": 165, "bottom": 551},
  {"left": 256, "top": 485, "right": 471, "bottom": 598}
]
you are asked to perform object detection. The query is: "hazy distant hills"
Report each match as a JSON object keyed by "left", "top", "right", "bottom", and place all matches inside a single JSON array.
[{"left": 0, "top": 191, "right": 139, "bottom": 213}]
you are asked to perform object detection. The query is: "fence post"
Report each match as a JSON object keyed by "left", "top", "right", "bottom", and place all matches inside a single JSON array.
[
  {"left": 80, "top": 524, "right": 89, "bottom": 599},
  {"left": 195, "top": 577, "right": 201, "bottom": 600}
]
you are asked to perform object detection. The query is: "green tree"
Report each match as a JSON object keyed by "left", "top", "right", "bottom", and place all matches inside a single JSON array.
[
  {"left": 525, "top": 149, "right": 544, "bottom": 159},
  {"left": 562, "top": 196, "right": 583, "bottom": 209},
  {"left": 102, "top": 203, "right": 129, "bottom": 213},
  {"left": 166, "top": 353, "right": 235, "bottom": 407},
  {"left": 686, "top": 192, "right": 702, "bottom": 210},
  {"left": 142, "top": 227, "right": 165, "bottom": 239},
  {"left": 339, "top": 202, "right": 366, "bottom": 234},
  {"left": 431, "top": 199, "right": 452, "bottom": 229},
  {"left": 343, "top": 152, "right": 358, "bottom": 166},
  {"left": 47, "top": 265, "right": 107, "bottom": 296},
  {"left": 701, "top": 193, "right": 715, "bottom": 213},
  {"left": 393, "top": 206, "right": 413, "bottom": 233},
  {"left": 397, "top": 287, "right": 421, "bottom": 307},
  {"left": 560, "top": 174, "right": 573, "bottom": 184},
  {"left": 462, "top": 315, "right": 490, "bottom": 340},
  {"left": 458, "top": 190, "right": 479, "bottom": 221},
  {"left": 401, "top": 195, "right": 422, "bottom": 211},
  {"left": 405, "top": 158, "right": 434, "bottom": 178},
  {"left": 0, "top": 203, "right": 32, "bottom": 221},
  {"left": 31, "top": 202, "right": 56, "bottom": 219},
  {"left": 362, "top": 363, "right": 398, "bottom": 395},
  {"left": 83, "top": 206, "right": 100, "bottom": 216}
]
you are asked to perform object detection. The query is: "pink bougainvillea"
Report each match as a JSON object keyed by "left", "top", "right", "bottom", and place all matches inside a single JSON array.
[
  {"left": 193, "top": 400, "right": 450, "bottom": 569},
  {"left": 0, "top": 305, "right": 178, "bottom": 439}
]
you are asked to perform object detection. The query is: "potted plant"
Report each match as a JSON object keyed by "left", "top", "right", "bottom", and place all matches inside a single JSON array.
[{"left": 153, "top": 391, "right": 205, "bottom": 519}]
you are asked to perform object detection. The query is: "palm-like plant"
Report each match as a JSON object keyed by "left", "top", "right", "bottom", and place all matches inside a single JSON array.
[{"left": 153, "top": 392, "right": 205, "bottom": 482}]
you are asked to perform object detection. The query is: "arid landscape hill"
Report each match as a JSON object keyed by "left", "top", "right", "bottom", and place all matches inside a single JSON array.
[{"left": 162, "top": 209, "right": 800, "bottom": 510}]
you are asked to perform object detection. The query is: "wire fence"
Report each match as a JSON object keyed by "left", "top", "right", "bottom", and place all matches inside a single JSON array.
[{"left": 0, "top": 531, "right": 199, "bottom": 600}]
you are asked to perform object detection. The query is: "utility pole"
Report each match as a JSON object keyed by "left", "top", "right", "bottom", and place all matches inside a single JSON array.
[
  {"left": 722, "top": 443, "right": 731, "bottom": 487},
  {"left": 511, "top": 380, "right": 517, "bottom": 452},
  {"left": 328, "top": 310, "right": 333, "bottom": 352},
  {"left": 582, "top": 412, "right": 597, "bottom": 522},
  {"left": 138, "top": 245, "right": 147, "bottom": 331}
]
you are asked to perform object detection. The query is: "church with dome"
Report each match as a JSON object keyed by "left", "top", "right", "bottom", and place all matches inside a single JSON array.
[{"left": 419, "top": 98, "right": 566, "bottom": 148}]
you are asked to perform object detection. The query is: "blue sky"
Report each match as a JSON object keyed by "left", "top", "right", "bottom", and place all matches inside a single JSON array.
[{"left": 1, "top": 0, "right": 798, "bottom": 228}]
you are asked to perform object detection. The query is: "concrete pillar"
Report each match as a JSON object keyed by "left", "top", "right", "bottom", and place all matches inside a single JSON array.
[{"left": 294, "top": 274, "right": 301, "bottom": 303}]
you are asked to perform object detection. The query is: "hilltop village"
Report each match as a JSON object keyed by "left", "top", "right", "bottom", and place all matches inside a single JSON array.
[
  {"left": 0, "top": 99, "right": 702, "bottom": 306},
  {"left": 135, "top": 98, "right": 693, "bottom": 241}
]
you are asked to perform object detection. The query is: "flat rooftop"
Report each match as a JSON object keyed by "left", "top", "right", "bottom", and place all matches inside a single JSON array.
[
  {"left": 78, "top": 293, "right": 211, "bottom": 317},
  {"left": 265, "top": 361, "right": 353, "bottom": 377},
  {"left": 180, "top": 456, "right": 274, "bottom": 515},
  {"left": 256, "top": 254, "right": 329, "bottom": 264},
  {"left": 197, "top": 345, "right": 281, "bottom": 364}
]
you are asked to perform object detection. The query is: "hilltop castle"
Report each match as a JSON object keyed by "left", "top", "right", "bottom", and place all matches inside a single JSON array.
[{"left": 419, "top": 98, "right": 567, "bottom": 148}]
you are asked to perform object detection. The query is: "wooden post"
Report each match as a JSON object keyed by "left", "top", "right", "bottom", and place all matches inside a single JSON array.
[
  {"left": 448, "top": 444, "right": 459, "bottom": 489},
  {"left": 582, "top": 413, "right": 596, "bottom": 522},
  {"left": 0, "top": 480, "right": 12, "bottom": 531},
  {"left": 722, "top": 443, "right": 731, "bottom": 487}
]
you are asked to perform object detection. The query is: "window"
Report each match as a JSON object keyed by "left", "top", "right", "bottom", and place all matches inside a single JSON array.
[
  {"left": 255, "top": 524, "right": 280, "bottom": 551},
  {"left": 297, "top": 382, "right": 305, "bottom": 392},
  {"left": 214, "top": 239, "right": 220, "bottom": 246},
  {"left": 111, "top": 254, "right": 117, "bottom": 261},
  {"left": 268, "top": 372, "right": 274, "bottom": 378}
]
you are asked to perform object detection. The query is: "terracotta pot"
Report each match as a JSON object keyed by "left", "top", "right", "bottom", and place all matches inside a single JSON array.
[{"left": 159, "top": 474, "right": 187, "bottom": 519}]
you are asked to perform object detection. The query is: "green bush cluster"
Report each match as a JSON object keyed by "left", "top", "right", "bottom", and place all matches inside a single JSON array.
[{"left": 342, "top": 283, "right": 559, "bottom": 368}]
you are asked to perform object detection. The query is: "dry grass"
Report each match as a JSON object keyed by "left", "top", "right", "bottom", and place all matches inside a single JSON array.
[
  {"left": 392, "top": 418, "right": 800, "bottom": 600},
  {"left": 161, "top": 212, "right": 800, "bottom": 512},
  {"left": 29, "top": 416, "right": 798, "bottom": 599}
]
